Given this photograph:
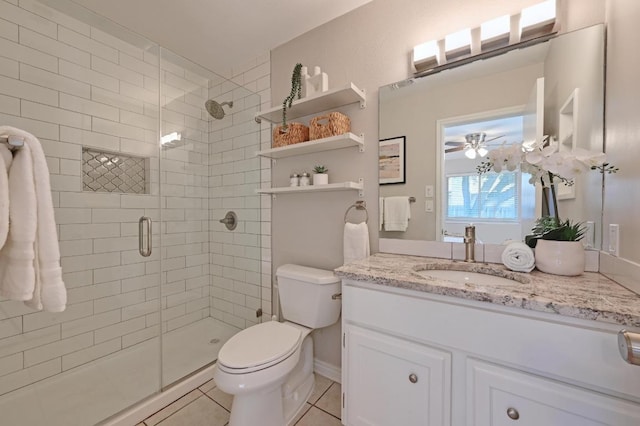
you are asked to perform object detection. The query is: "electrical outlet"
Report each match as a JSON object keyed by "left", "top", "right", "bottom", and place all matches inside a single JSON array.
[
  {"left": 584, "top": 221, "right": 595, "bottom": 249},
  {"left": 609, "top": 224, "right": 620, "bottom": 256}
]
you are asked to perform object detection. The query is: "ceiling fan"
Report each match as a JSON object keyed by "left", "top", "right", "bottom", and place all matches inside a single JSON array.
[{"left": 444, "top": 132, "right": 504, "bottom": 159}]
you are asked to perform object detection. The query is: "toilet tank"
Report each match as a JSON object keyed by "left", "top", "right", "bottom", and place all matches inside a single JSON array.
[{"left": 276, "top": 264, "right": 342, "bottom": 329}]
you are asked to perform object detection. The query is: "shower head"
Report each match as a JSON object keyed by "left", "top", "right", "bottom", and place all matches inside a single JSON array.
[{"left": 205, "top": 99, "right": 233, "bottom": 119}]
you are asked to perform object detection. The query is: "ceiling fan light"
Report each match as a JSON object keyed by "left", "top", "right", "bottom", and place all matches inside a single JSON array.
[
  {"left": 465, "top": 148, "right": 477, "bottom": 159},
  {"left": 478, "top": 147, "right": 488, "bottom": 157}
]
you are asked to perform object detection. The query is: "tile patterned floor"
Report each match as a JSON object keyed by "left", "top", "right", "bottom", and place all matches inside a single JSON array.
[{"left": 137, "top": 374, "right": 341, "bottom": 426}]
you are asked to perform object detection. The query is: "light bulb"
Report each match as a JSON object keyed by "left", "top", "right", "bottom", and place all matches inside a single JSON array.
[
  {"left": 465, "top": 149, "right": 477, "bottom": 159},
  {"left": 478, "top": 147, "right": 488, "bottom": 157}
]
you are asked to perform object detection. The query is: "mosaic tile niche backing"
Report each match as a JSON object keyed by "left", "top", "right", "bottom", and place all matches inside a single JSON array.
[{"left": 82, "top": 148, "right": 147, "bottom": 194}]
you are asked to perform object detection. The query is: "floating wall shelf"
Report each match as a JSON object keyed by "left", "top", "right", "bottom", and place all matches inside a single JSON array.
[
  {"left": 255, "top": 83, "right": 366, "bottom": 124},
  {"left": 257, "top": 180, "right": 364, "bottom": 196},
  {"left": 256, "top": 133, "right": 364, "bottom": 159}
]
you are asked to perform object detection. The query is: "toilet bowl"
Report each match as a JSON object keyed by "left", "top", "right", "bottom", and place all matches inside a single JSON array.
[{"left": 213, "top": 264, "right": 342, "bottom": 426}]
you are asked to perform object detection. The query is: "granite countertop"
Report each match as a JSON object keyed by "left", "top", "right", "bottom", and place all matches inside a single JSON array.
[{"left": 335, "top": 253, "right": 640, "bottom": 328}]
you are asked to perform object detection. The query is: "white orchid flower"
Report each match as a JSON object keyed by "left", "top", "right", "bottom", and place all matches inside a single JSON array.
[
  {"left": 504, "top": 143, "right": 524, "bottom": 171},
  {"left": 479, "top": 134, "right": 614, "bottom": 190},
  {"left": 573, "top": 148, "right": 606, "bottom": 167},
  {"left": 525, "top": 140, "right": 557, "bottom": 165}
]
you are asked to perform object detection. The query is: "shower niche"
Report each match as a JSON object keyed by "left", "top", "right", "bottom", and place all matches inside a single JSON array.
[{"left": 82, "top": 148, "right": 149, "bottom": 194}]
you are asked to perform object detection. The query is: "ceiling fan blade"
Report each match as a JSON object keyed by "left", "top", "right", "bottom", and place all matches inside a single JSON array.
[
  {"left": 445, "top": 146, "right": 465, "bottom": 153},
  {"left": 484, "top": 134, "right": 505, "bottom": 143},
  {"left": 445, "top": 141, "right": 464, "bottom": 146}
]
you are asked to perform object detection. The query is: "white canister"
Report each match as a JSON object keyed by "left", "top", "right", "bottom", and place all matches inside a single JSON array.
[
  {"left": 290, "top": 173, "right": 300, "bottom": 187},
  {"left": 299, "top": 172, "right": 310, "bottom": 186}
]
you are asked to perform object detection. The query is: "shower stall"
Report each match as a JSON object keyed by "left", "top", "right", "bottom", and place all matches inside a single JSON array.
[{"left": 0, "top": 1, "right": 267, "bottom": 424}]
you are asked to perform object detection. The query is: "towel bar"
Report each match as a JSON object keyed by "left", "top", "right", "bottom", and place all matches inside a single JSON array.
[
  {"left": 344, "top": 200, "right": 369, "bottom": 224},
  {"left": 0, "top": 135, "right": 24, "bottom": 151}
]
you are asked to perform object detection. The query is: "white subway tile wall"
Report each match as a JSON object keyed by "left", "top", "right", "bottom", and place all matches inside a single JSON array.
[
  {"left": 209, "top": 53, "right": 271, "bottom": 329},
  {"left": 0, "top": 0, "right": 267, "bottom": 400}
]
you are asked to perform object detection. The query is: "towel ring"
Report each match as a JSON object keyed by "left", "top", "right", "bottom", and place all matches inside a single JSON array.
[{"left": 344, "top": 200, "right": 369, "bottom": 224}]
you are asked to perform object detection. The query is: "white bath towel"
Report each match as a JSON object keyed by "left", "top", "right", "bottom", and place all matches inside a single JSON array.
[
  {"left": 383, "top": 196, "right": 411, "bottom": 232},
  {"left": 378, "top": 197, "right": 384, "bottom": 231},
  {"left": 0, "top": 126, "right": 66, "bottom": 312},
  {"left": 344, "top": 222, "right": 370, "bottom": 265},
  {"left": 501, "top": 241, "right": 535, "bottom": 273},
  {"left": 0, "top": 140, "right": 37, "bottom": 301},
  {"left": 0, "top": 144, "right": 12, "bottom": 249}
]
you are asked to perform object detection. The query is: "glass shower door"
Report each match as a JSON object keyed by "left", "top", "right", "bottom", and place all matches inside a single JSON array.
[
  {"left": 159, "top": 48, "right": 264, "bottom": 387},
  {"left": 0, "top": 1, "right": 163, "bottom": 424}
]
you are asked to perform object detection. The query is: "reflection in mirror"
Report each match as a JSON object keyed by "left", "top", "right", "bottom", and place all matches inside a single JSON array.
[{"left": 379, "top": 24, "right": 604, "bottom": 247}]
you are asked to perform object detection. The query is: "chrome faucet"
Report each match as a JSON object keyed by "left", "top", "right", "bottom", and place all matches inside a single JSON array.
[{"left": 464, "top": 225, "right": 476, "bottom": 263}]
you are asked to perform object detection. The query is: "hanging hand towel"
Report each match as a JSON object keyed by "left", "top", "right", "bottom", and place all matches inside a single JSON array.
[
  {"left": 0, "top": 144, "right": 12, "bottom": 249},
  {"left": 378, "top": 197, "right": 384, "bottom": 231},
  {"left": 501, "top": 241, "right": 535, "bottom": 273},
  {"left": 344, "top": 222, "right": 370, "bottom": 265},
  {"left": 383, "top": 196, "right": 411, "bottom": 232},
  {"left": 0, "top": 126, "right": 66, "bottom": 312}
]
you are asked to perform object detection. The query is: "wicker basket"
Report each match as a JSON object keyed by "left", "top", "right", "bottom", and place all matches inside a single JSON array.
[
  {"left": 309, "top": 112, "right": 351, "bottom": 140},
  {"left": 272, "top": 123, "right": 310, "bottom": 148}
]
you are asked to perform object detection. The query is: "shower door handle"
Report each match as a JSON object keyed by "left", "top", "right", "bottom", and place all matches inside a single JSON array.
[{"left": 139, "top": 216, "right": 152, "bottom": 257}]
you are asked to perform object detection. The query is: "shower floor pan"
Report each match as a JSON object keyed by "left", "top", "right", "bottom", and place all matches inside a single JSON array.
[{"left": 0, "top": 317, "right": 239, "bottom": 426}]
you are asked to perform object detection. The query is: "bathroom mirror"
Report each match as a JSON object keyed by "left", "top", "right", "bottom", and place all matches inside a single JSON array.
[{"left": 379, "top": 24, "right": 604, "bottom": 246}]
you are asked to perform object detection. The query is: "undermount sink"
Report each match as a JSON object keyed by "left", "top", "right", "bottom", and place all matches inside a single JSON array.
[{"left": 413, "top": 263, "right": 530, "bottom": 285}]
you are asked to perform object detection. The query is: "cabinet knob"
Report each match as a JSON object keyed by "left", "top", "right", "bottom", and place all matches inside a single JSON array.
[
  {"left": 408, "top": 373, "right": 418, "bottom": 383},
  {"left": 507, "top": 407, "right": 520, "bottom": 420}
]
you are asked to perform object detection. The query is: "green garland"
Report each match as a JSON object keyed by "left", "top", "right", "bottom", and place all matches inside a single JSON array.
[{"left": 281, "top": 63, "right": 303, "bottom": 129}]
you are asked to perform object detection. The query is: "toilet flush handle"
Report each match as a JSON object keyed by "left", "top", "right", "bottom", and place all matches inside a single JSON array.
[{"left": 332, "top": 293, "right": 342, "bottom": 300}]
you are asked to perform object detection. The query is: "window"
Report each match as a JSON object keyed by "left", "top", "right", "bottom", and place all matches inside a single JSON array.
[{"left": 446, "top": 171, "right": 519, "bottom": 220}]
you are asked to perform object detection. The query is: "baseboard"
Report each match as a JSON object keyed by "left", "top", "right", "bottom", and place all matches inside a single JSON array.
[
  {"left": 600, "top": 251, "right": 640, "bottom": 296},
  {"left": 314, "top": 358, "right": 341, "bottom": 383},
  {"left": 98, "top": 364, "right": 214, "bottom": 426}
]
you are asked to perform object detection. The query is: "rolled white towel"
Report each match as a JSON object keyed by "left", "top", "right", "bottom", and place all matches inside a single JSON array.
[{"left": 501, "top": 241, "right": 535, "bottom": 273}]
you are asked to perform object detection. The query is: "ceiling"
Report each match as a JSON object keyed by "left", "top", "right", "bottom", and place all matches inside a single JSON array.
[{"left": 69, "top": 0, "right": 373, "bottom": 76}]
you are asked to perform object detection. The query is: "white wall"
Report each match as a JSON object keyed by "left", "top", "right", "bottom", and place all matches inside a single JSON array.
[
  {"left": 603, "top": 0, "right": 640, "bottom": 265},
  {"left": 271, "top": 0, "right": 605, "bottom": 369}
]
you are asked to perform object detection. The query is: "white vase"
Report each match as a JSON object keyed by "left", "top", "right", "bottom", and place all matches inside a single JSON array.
[
  {"left": 313, "top": 173, "right": 328, "bottom": 185},
  {"left": 535, "top": 240, "right": 585, "bottom": 276}
]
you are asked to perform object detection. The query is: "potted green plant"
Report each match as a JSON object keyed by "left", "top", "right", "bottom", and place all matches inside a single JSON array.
[
  {"left": 281, "top": 63, "right": 303, "bottom": 130},
  {"left": 313, "top": 165, "right": 329, "bottom": 185},
  {"left": 526, "top": 217, "right": 587, "bottom": 275}
]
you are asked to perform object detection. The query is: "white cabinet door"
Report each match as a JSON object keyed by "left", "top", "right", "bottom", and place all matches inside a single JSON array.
[
  {"left": 343, "top": 325, "right": 451, "bottom": 426},
  {"left": 468, "top": 359, "right": 640, "bottom": 426}
]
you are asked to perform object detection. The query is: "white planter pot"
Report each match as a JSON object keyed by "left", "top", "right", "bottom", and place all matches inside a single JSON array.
[
  {"left": 535, "top": 240, "right": 585, "bottom": 276},
  {"left": 313, "top": 173, "right": 328, "bottom": 185}
]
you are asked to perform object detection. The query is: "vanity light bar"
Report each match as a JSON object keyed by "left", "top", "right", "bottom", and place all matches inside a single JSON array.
[{"left": 412, "top": 0, "right": 556, "bottom": 74}]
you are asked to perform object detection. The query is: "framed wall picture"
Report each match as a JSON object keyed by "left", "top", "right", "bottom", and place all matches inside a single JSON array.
[{"left": 379, "top": 136, "right": 406, "bottom": 184}]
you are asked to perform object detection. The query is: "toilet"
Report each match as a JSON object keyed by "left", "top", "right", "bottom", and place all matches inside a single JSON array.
[{"left": 213, "top": 264, "right": 342, "bottom": 426}]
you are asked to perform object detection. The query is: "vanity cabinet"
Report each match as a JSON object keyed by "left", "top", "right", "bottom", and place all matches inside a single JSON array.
[
  {"left": 469, "top": 359, "right": 640, "bottom": 425},
  {"left": 344, "top": 324, "right": 451, "bottom": 426},
  {"left": 341, "top": 280, "right": 640, "bottom": 426}
]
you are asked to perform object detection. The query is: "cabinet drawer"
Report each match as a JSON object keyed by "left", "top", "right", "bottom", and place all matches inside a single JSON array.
[
  {"left": 344, "top": 324, "right": 451, "bottom": 426},
  {"left": 468, "top": 359, "right": 640, "bottom": 426}
]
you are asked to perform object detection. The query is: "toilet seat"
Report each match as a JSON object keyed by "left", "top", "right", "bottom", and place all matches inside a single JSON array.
[{"left": 218, "top": 321, "right": 302, "bottom": 374}]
